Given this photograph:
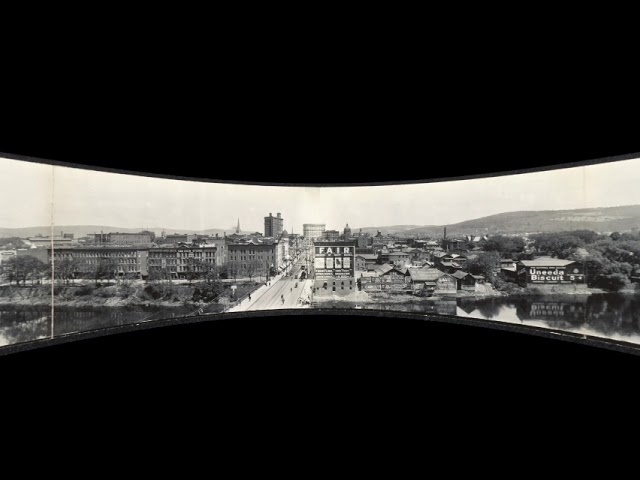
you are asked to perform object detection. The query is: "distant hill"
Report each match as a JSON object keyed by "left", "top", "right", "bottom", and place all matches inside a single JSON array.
[
  {"left": 4, "top": 205, "right": 640, "bottom": 240},
  {"left": 358, "top": 205, "right": 640, "bottom": 237},
  {"left": 0, "top": 225, "right": 250, "bottom": 239},
  {"left": 354, "top": 225, "right": 425, "bottom": 235}
]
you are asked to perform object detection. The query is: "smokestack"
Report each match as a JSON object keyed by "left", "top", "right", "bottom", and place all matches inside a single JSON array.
[{"left": 444, "top": 227, "right": 447, "bottom": 239}]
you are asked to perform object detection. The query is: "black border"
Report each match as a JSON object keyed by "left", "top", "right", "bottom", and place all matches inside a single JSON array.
[
  {"left": 1, "top": 150, "right": 640, "bottom": 360},
  {"left": 3, "top": 128, "right": 640, "bottom": 416}
]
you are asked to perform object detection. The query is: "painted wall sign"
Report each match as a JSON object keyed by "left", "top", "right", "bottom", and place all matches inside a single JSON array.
[
  {"left": 526, "top": 266, "right": 585, "bottom": 284},
  {"left": 313, "top": 243, "right": 356, "bottom": 279}
]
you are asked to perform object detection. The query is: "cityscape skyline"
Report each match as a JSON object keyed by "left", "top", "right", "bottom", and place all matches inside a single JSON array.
[{"left": 3, "top": 156, "right": 640, "bottom": 232}]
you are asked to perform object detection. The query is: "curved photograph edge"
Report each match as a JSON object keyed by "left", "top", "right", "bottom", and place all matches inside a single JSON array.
[{"left": 3, "top": 152, "right": 640, "bottom": 354}]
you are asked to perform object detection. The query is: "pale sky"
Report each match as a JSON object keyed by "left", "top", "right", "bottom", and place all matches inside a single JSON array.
[{"left": 2, "top": 155, "right": 640, "bottom": 232}]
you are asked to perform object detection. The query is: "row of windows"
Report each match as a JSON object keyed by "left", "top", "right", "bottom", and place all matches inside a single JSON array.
[
  {"left": 230, "top": 254, "right": 274, "bottom": 261},
  {"left": 148, "top": 259, "right": 214, "bottom": 264},
  {"left": 58, "top": 259, "right": 140, "bottom": 266},
  {"left": 56, "top": 252, "right": 139, "bottom": 258}
]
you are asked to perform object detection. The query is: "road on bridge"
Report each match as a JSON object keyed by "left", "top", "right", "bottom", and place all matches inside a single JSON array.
[{"left": 237, "top": 262, "right": 312, "bottom": 311}]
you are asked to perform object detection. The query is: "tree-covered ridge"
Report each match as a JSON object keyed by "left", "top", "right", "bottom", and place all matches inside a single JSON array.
[{"left": 467, "top": 229, "right": 640, "bottom": 292}]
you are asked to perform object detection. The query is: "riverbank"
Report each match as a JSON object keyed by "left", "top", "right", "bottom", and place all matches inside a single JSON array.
[
  {"left": 0, "top": 281, "right": 263, "bottom": 308},
  {"left": 313, "top": 283, "right": 640, "bottom": 308}
]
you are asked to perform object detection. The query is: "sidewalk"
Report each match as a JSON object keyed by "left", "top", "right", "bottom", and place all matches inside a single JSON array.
[{"left": 225, "top": 273, "right": 284, "bottom": 312}]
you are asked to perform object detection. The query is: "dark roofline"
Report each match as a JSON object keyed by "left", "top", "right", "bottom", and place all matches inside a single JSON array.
[{"left": 313, "top": 241, "right": 356, "bottom": 246}]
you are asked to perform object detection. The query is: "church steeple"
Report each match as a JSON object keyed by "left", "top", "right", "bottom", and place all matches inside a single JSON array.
[{"left": 236, "top": 218, "right": 240, "bottom": 234}]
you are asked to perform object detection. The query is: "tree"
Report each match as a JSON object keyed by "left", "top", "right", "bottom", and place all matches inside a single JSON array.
[
  {"left": 119, "top": 271, "right": 137, "bottom": 288},
  {"left": 198, "top": 260, "right": 217, "bottom": 283},
  {"left": 0, "top": 258, "right": 17, "bottom": 285},
  {"left": 530, "top": 233, "right": 585, "bottom": 259},
  {"left": 1, "top": 256, "right": 46, "bottom": 286},
  {"left": 481, "top": 235, "right": 525, "bottom": 254},
  {"left": 0, "top": 237, "right": 27, "bottom": 249},
  {"left": 227, "top": 261, "right": 240, "bottom": 282},
  {"left": 216, "top": 264, "right": 229, "bottom": 280},
  {"left": 244, "top": 260, "right": 260, "bottom": 282},
  {"left": 147, "top": 268, "right": 163, "bottom": 283},
  {"left": 93, "top": 258, "right": 118, "bottom": 286},
  {"left": 595, "top": 273, "right": 629, "bottom": 291},
  {"left": 569, "top": 230, "right": 604, "bottom": 244},
  {"left": 464, "top": 252, "right": 501, "bottom": 282},
  {"left": 55, "top": 258, "right": 80, "bottom": 285},
  {"left": 192, "top": 279, "right": 224, "bottom": 303},
  {"left": 184, "top": 258, "right": 213, "bottom": 284},
  {"left": 610, "top": 231, "right": 622, "bottom": 241}
]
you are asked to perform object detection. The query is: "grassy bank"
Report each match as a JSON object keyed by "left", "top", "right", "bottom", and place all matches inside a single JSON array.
[{"left": 0, "top": 280, "right": 262, "bottom": 307}]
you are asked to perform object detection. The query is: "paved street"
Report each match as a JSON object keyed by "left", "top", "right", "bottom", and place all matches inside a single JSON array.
[{"left": 227, "top": 261, "right": 312, "bottom": 312}]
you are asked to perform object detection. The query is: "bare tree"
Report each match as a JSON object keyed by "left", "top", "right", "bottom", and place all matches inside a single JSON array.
[
  {"left": 227, "top": 260, "right": 240, "bottom": 282},
  {"left": 2, "top": 256, "right": 46, "bottom": 286},
  {"left": 55, "top": 258, "right": 80, "bottom": 285},
  {"left": 93, "top": 257, "right": 118, "bottom": 286}
]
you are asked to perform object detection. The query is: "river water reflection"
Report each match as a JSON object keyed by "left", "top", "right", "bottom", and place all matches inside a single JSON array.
[
  {"left": 455, "top": 294, "right": 640, "bottom": 345},
  {"left": 2, "top": 294, "right": 640, "bottom": 349},
  {"left": 0, "top": 305, "right": 211, "bottom": 348}
]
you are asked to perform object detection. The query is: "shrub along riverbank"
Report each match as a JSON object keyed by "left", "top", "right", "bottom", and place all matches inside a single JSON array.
[{"left": 0, "top": 280, "right": 261, "bottom": 307}]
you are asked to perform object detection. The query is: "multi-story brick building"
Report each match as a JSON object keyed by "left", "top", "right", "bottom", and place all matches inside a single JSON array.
[
  {"left": 161, "top": 233, "right": 197, "bottom": 244},
  {"left": 93, "top": 231, "right": 155, "bottom": 245},
  {"left": 147, "top": 245, "right": 217, "bottom": 279},
  {"left": 303, "top": 224, "right": 326, "bottom": 250},
  {"left": 313, "top": 240, "right": 356, "bottom": 294},
  {"left": 50, "top": 246, "right": 150, "bottom": 278},
  {"left": 321, "top": 230, "right": 341, "bottom": 241},
  {"left": 203, "top": 235, "right": 228, "bottom": 267},
  {"left": 264, "top": 212, "right": 284, "bottom": 237},
  {"left": 48, "top": 245, "right": 216, "bottom": 280},
  {"left": 227, "top": 239, "right": 282, "bottom": 278}
]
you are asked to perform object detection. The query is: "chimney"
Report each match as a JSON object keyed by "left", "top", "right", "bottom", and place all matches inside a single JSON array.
[
  {"left": 277, "top": 212, "right": 281, "bottom": 218},
  {"left": 270, "top": 213, "right": 272, "bottom": 217},
  {"left": 444, "top": 227, "right": 447, "bottom": 239}
]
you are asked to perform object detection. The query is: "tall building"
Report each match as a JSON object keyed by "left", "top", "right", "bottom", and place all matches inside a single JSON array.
[
  {"left": 303, "top": 224, "right": 326, "bottom": 246},
  {"left": 343, "top": 223, "right": 352, "bottom": 238},
  {"left": 321, "top": 230, "right": 340, "bottom": 241},
  {"left": 312, "top": 240, "right": 356, "bottom": 295},
  {"left": 264, "top": 212, "right": 284, "bottom": 237}
]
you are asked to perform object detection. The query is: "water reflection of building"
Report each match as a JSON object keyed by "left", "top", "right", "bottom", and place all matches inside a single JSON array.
[{"left": 515, "top": 299, "right": 587, "bottom": 323}]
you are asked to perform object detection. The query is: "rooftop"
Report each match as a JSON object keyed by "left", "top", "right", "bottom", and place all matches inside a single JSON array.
[
  {"left": 408, "top": 268, "right": 447, "bottom": 282},
  {"left": 519, "top": 257, "right": 576, "bottom": 267},
  {"left": 356, "top": 254, "right": 379, "bottom": 260},
  {"left": 451, "top": 270, "right": 470, "bottom": 279},
  {"left": 381, "top": 267, "right": 408, "bottom": 276},
  {"left": 372, "top": 264, "right": 394, "bottom": 275}
]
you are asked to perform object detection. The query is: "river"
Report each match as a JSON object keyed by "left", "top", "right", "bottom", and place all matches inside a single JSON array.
[
  {"left": 2, "top": 294, "right": 640, "bottom": 349},
  {"left": 0, "top": 304, "right": 222, "bottom": 348}
]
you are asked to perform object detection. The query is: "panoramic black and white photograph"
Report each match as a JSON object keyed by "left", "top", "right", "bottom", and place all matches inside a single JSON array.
[{"left": 2, "top": 154, "right": 640, "bottom": 352}]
